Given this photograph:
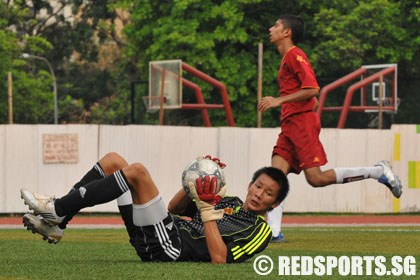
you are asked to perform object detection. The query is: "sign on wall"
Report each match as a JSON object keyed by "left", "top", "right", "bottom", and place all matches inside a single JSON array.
[{"left": 42, "top": 133, "right": 78, "bottom": 163}]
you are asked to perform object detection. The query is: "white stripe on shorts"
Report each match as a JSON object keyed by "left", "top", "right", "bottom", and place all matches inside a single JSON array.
[{"left": 154, "top": 221, "right": 180, "bottom": 260}]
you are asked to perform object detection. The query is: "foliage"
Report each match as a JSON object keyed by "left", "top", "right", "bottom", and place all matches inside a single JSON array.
[
  {"left": 0, "top": 8, "right": 55, "bottom": 124},
  {"left": 1, "top": 0, "right": 420, "bottom": 126},
  {"left": 119, "top": 0, "right": 420, "bottom": 127},
  {"left": 0, "top": 0, "right": 132, "bottom": 124},
  {"left": 309, "top": 1, "right": 405, "bottom": 75},
  {"left": 121, "top": 0, "right": 281, "bottom": 127},
  {"left": 58, "top": 95, "right": 86, "bottom": 124},
  {"left": 304, "top": 0, "right": 420, "bottom": 127}
]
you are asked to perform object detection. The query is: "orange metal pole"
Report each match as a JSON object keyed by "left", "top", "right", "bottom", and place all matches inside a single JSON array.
[
  {"left": 337, "top": 66, "right": 395, "bottom": 128},
  {"left": 182, "top": 62, "right": 235, "bottom": 127}
]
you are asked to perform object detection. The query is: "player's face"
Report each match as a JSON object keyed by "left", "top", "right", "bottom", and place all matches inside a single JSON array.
[
  {"left": 243, "top": 173, "right": 281, "bottom": 216},
  {"left": 269, "top": 19, "right": 289, "bottom": 45}
]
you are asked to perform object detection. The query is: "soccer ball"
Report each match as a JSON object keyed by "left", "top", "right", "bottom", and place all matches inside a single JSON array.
[{"left": 182, "top": 158, "right": 226, "bottom": 198}]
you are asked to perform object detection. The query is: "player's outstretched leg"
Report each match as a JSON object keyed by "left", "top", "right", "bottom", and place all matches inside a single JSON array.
[
  {"left": 21, "top": 152, "right": 131, "bottom": 244},
  {"left": 21, "top": 169, "right": 130, "bottom": 228},
  {"left": 58, "top": 163, "right": 108, "bottom": 230},
  {"left": 22, "top": 213, "right": 64, "bottom": 244},
  {"left": 20, "top": 189, "right": 65, "bottom": 225},
  {"left": 375, "top": 161, "right": 402, "bottom": 198}
]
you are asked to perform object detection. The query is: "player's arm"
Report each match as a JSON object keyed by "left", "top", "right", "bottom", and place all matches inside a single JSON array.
[
  {"left": 204, "top": 220, "right": 227, "bottom": 263},
  {"left": 258, "top": 88, "right": 318, "bottom": 113},
  {"left": 259, "top": 51, "right": 320, "bottom": 113},
  {"left": 167, "top": 188, "right": 191, "bottom": 214},
  {"left": 313, "top": 97, "right": 320, "bottom": 112},
  {"left": 187, "top": 176, "right": 227, "bottom": 264}
]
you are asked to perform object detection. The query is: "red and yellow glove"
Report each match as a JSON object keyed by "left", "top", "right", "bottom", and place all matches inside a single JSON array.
[{"left": 187, "top": 176, "right": 226, "bottom": 223}]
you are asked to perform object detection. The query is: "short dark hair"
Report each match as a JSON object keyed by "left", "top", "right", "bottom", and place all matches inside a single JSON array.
[
  {"left": 278, "top": 14, "right": 305, "bottom": 45},
  {"left": 251, "top": 167, "right": 289, "bottom": 203}
]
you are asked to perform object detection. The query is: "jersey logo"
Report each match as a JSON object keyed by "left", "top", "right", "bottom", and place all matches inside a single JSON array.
[
  {"left": 165, "top": 221, "right": 174, "bottom": 230},
  {"left": 300, "top": 157, "right": 320, "bottom": 168},
  {"left": 296, "top": 55, "right": 309, "bottom": 65},
  {"left": 224, "top": 206, "right": 241, "bottom": 215},
  {"left": 224, "top": 208, "right": 233, "bottom": 215}
]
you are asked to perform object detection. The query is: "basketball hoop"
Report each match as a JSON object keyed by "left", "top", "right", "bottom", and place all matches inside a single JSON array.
[
  {"left": 142, "top": 96, "right": 167, "bottom": 113},
  {"left": 365, "top": 97, "right": 401, "bottom": 113},
  {"left": 382, "top": 97, "right": 401, "bottom": 108},
  {"left": 378, "top": 97, "right": 401, "bottom": 113}
]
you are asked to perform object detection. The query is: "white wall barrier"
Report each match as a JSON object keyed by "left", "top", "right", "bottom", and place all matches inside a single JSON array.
[{"left": 1, "top": 124, "right": 419, "bottom": 213}]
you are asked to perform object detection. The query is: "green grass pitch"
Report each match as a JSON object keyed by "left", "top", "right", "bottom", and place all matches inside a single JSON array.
[{"left": 1, "top": 227, "right": 419, "bottom": 279}]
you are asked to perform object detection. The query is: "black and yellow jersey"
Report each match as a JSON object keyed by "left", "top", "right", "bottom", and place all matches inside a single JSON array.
[{"left": 174, "top": 196, "right": 272, "bottom": 263}]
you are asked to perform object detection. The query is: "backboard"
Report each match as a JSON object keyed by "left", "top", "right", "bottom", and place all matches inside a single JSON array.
[
  {"left": 361, "top": 64, "right": 399, "bottom": 113},
  {"left": 148, "top": 60, "right": 182, "bottom": 110}
]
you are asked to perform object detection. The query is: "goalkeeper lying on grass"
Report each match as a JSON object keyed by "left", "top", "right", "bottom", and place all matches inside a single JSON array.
[{"left": 20, "top": 152, "right": 289, "bottom": 263}]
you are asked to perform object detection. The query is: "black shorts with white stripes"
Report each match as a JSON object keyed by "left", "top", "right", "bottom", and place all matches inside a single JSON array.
[{"left": 129, "top": 215, "right": 182, "bottom": 262}]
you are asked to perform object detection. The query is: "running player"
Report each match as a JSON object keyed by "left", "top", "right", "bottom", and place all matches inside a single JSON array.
[
  {"left": 20, "top": 152, "right": 289, "bottom": 263},
  {"left": 258, "top": 14, "right": 402, "bottom": 242}
]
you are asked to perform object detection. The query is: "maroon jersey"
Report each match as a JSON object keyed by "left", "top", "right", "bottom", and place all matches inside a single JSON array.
[{"left": 278, "top": 46, "right": 319, "bottom": 120}]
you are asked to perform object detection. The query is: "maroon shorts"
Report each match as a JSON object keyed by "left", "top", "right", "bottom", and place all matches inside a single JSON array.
[{"left": 272, "top": 111, "right": 327, "bottom": 174}]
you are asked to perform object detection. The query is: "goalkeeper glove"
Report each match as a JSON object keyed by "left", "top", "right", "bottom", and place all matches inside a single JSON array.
[{"left": 187, "top": 176, "right": 226, "bottom": 223}]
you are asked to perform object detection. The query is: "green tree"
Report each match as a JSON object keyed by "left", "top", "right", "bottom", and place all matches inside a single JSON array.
[
  {"left": 303, "top": 0, "right": 420, "bottom": 127},
  {"left": 0, "top": 2, "right": 55, "bottom": 124},
  {"left": 120, "top": 0, "right": 420, "bottom": 127},
  {"left": 1, "top": 0, "right": 131, "bottom": 124},
  {"left": 120, "top": 0, "right": 286, "bottom": 127},
  {"left": 4, "top": 0, "right": 420, "bottom": 126}
]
